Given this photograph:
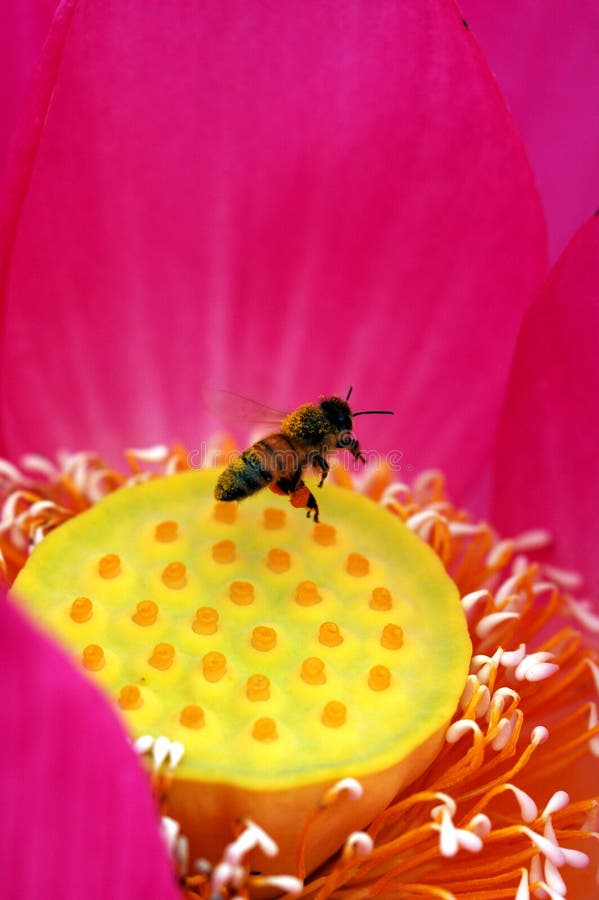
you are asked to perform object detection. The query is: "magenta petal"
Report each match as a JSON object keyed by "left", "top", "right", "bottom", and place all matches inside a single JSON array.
[
  {"left": 0, "top": 2, "right": 546, "bottom": 505},
  {"left": 459, "top": 1, "right": 599, "bottom": 262},
  {"left": 493, "top": 215, "right": 599, "bottom": 600},
  {"left": 0, "top": 596, "right": 179, "bottom": 900},
  {"left": 0, "top": 0, "right": 57, "bottom": 181}
]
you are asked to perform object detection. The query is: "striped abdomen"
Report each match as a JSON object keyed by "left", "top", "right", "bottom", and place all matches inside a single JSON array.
[{"left": 214, "top": 435, "right": 304, "bottom": 501}]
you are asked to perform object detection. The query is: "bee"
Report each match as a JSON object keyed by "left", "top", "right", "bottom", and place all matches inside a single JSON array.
[{"left": 213, "top": 387, "right": 393, "bottom": 522}]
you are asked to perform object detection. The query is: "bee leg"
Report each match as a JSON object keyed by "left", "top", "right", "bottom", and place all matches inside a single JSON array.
[
  {"left": 312, "top": 454, "right": 329, "bottom": 488},
  {"left": 289, "top": 480, "right": 320, "bottom": 523},
  {"left": 339, "top": 437, "right": 366, "bottom": 465}
]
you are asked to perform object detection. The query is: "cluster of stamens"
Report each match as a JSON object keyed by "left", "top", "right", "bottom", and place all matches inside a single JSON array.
[{"left": 1, "top": 447, "right": 598, "bottom": 900}]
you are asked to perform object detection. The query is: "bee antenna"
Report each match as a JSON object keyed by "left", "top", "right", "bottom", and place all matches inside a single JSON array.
[
  {"left": 346, "top": 386, "right": 353, "bottom": 402},
  {"left": 352, "top": 409, "right": 394, "bottom": 417}
]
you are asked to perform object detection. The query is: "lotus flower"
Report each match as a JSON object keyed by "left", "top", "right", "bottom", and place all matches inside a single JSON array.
[{"left": 0, "top": 2, "right": 597, "bottom": 899}]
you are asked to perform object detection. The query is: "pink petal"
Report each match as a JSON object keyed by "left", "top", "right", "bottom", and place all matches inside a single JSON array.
[
  {"left": 0, "top": 595, "right": 179, "bottom": 900},
  {"left": 0, "top": 2, "right": 546, "bottom": 507},
  {"left": 493, "top": 214, "right": 599, "bottom": 601},
  {"left": 459, "top": 1, "right": 599, "bottom": 262},
  {"left": 0, "top": 0, "right": 57, "bottom": 183}
]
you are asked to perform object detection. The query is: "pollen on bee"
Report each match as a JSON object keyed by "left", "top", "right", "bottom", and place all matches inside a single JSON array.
[
  {"left": 132, "top": 599, "right": 159, "bottom": 625},
  {"left": 192, "top": 606, "right": 219, "bottom": 634},
  {"left": 266, "top": 548, "right": 291, "bottom": 573},
  {"left": 212, "top": 539, "right": 236, "bottom": 564},
  {"left": 154, "top": 520, "right": 179, "bottom": 542},
  {"left": 70, "top": 596, "right": 93, "bottom": 622},
  {"left": 162, "top": 561, "right": 187, "bottom": 589},
  {"left": 98, "top": 553, "right": 121, "bottom": 579}
]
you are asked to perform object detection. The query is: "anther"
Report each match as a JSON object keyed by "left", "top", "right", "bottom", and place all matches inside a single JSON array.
[
  {"left": 295, "top": 581, "right": 321, "bottom": 606},
  {"left": 252, "top": 717, "right": 278, "bottom": 742},
  {"left": 229, "top": 581, "right": 254, "bottom": 605},
  {"left": 154, "top": 520, "right": 179, "bottom": 542},
  {"left": 370, "top": 587, "right": 393, "bottom": 611},
  {"left": 202, "top": 651, "right": 227, "bottom": 682},
  {"left": 98, "top": 553, "right": 121, "bottom": 579},
  {"left": 266, "top": 548, "right": 291, "bottom": 573},
  {"left": 212, "top": 540, "right": 236, "bottom": 564},
  {"left": 247, "top": 674, "right": 271, "bottom": 701},
  {"left": 322, "top": 701, "right": 347, "bottom": 727},
  {"left": 118, "top": 684, "right": 142, "bottom": 710},
  {"left": 70, "top": 596, "right": 92, "bottom": 622},
  {"left": 82, "top": 644, "right": 105, "bottom": 671},
  {"left": 213, "top": 501, "right": 237, "bottom": 523},
  {"left": 368, "top": 665, "right": 391, "bottom": 691},
  {"left": 180, "top": 705, "right": 205, "bottom": 729},
  {"left": 313, "top": 523, "right": 336, "bottom": 546},
  {"left": 251, "top": 626, "right": 277, "bottom": 651},
  {"left": 346, "top": 553, "right": 370, "bottom": 577},
  {"left": 149, "top": 642, "right": 175, "bottom": 670},
  {"left": 263, "top": 508, "right": 286, "bottom": 530},
  {"left": 319, "top": 622, "right": 343, "bottom": 647},
  {"left": 380, "top": 623, "right": 404, "bottom": 649},
  {"left": 162, "top": 561, "right": 187, "bottom": 589},
  {"left": 132, "top": 600, "right": 158, "bottom": 626},
  {"left": 192, "top": 607, "right": 219, "bottom": 634},
  {"left": 301, "top": 657, "right": 326, "bottom": 685}
]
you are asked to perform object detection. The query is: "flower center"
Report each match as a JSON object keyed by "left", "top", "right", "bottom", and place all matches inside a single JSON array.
[{"left": 12, "top": 468, "right": 471, "bottom": 875}]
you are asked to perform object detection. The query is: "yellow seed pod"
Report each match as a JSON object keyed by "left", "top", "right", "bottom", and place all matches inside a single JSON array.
[{"left": 12, "top": 469, "right": 470, "bottom": 878}]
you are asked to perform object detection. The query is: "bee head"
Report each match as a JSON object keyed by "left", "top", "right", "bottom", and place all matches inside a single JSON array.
[{"left": 319, "top": 396, "right": 353, "bottom": 435}]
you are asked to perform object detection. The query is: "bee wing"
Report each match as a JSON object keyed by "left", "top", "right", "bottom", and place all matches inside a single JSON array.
[{"left": 203, "top": 389, "right": 287, "bottom": 425}]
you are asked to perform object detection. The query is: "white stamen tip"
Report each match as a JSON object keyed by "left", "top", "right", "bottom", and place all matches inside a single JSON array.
[
  {"left": 461, "top": 589, "right": 491, "bottom": 613},
  {"left": 168, "top": 741, "right": 185, "bottom": 770},
  {"left": 522, "top": 828, "right": 566, "bottom": 868},
  {"left": 515, "top": 867, "right": 530, "bottom": 900},
  {"left": 445, "top": 719, "right": 481, "bottom": 744},
  {"left": 241, "top": 818, "right": 279, "bottom": 858},
  {"left": 161, "top": 815, "right": 180, "bottom": 852},
  {"left": 152, "top": 735, "right": 171, "bottom": 771},
  {"left": 507, "top": 785, "right": 538, "bottom": 823},
  {"left": 468, "top": 813, "right": 492, "bottom": 837},
  {"left": 325, "top": 777, "right": 363, "bottom": 803},
  {"left": 561, "top": 847, "right": 590, "bottom": 869},
  {"left": 252, "top": 875, "right": 304, "bottom": 895},
  {"left": 531, "top": 726, "right": 549, "bottom": 745},
  {"left": 501, "top": 644, "right": 527, "bottom": 668},
  {"left": 344, "top": 831, "right": 374, "bottom": 856},
  {"left": 475, "top": 612, "right": 519, "bottom": 640},
  {"left": 541, "top": 791, "right": 569, "bottom": 819},
  {"left": 134, "top": 734, "right": 155, "bottom": 755}
]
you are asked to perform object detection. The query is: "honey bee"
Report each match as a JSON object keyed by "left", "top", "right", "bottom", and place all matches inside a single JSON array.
[{"left": 213, "top": 388, "right": 393, "bottom": 522}]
